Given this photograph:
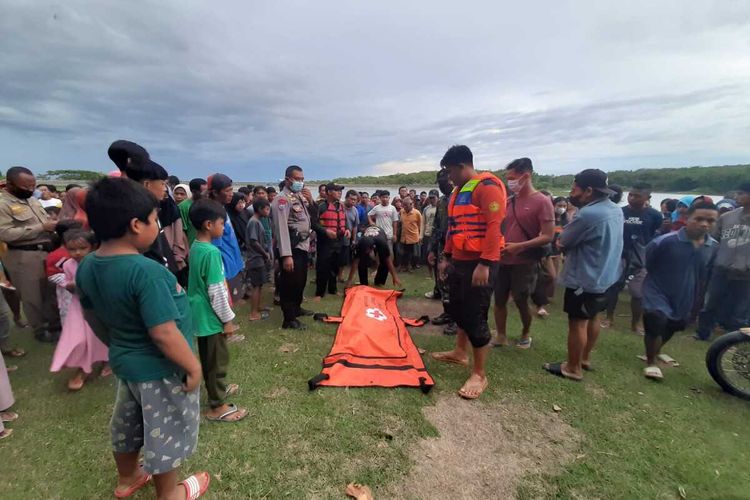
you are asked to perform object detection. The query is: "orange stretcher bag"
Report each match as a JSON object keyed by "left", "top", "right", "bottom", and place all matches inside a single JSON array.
[{"left": 309, "top": 285, "right": 434, "bottom": 393}]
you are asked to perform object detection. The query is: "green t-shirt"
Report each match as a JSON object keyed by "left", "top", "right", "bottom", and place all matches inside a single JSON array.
[
  {"left": 188, "top": 241, "right": 226, "bottom": 336},
  {"left": 179, "top": 198, "right": 197, "bottom": 246},
  {"left": 76, "top": 253, "right": 193, "bottom": 383}
]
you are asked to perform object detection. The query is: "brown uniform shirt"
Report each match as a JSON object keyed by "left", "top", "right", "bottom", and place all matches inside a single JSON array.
[
  {"left": 0, "top": 190, "right": 52, "bottom": 246},
  {"left": 271, "top": 187, "right": 314, "bottom": 257}
]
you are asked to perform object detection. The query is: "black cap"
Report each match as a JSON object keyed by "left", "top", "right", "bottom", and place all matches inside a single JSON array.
[
  {"left": 428, "top": 189, "right": 439, "bottom": 197},
  {"left": 208, "top": 173, "right": 232, "bottom": 192},
  {"left": 325, "top": 182, "right": 345, "bottom": 192},
  {"left": 574, "top": 169, "right": 615, "bottom": 196}
]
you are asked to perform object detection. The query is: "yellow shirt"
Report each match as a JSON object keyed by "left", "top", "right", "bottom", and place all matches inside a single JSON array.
[{"left": 399, "top": 209, "right": 422, "bottom": 244}]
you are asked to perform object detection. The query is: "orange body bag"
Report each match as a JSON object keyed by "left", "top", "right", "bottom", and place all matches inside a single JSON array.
[{"left": 309, "top": 285, "right": 435, "bottom": 393}]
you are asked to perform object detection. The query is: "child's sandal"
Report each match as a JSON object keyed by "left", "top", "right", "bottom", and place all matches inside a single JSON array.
[{"left": 180, "top": 472, "right": 211, "bottom": 500}]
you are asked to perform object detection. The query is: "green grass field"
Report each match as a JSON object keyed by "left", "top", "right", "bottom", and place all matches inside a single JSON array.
[{"left": 1, "top": 268, "right": 748, "bottom": 499}]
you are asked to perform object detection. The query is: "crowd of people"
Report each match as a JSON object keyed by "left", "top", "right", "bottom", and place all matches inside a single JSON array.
[{"left": 0, "top": 140, "right": 748, "bottom": 498}]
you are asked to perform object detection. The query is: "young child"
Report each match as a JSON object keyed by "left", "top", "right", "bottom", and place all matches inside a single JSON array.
[
  {"left": 49, "top": 230, "right": 110, "bottom": 391},
  {"left": 46, "top": 220, "right": 84, "bottom": 327},
  {"left": 246, "top": 198, "right": 272, "bottom": 321},
  {"left": 188, "top": 199, "right": 248, "bottom": 422},
  {"left": 640, "top": 202, "right": 719, "bottom": 380},
  {"left": 75, "top": 177, "right": 210, "bottom": 499}
]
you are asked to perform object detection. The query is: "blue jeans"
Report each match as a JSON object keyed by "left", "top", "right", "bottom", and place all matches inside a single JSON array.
[{"left": 696, "top": 268, "right": 750, "bottom": 339}]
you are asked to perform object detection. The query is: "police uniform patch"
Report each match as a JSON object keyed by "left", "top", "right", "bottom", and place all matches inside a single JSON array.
[
  {"left": 489, "top": 201, "right": 500, "bottom": 212},
  {"left": 278, "top": 198, "right": 288, "bottom": 208},
  {"left": 10, "top": 205, "right": 25, "bottom": 215}
]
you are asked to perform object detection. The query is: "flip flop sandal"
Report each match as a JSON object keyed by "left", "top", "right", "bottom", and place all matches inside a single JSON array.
[
  {"left": 68, "top": 376, "right": 86, "bottom": 391},
  {"left": 0, "top": 428, "right": 13, "bottom": 440},
  {"left": 657, "top": 354, "right": 680, "bottom": 367},
  {"left": 180, "top": 472, "right": 211, "bottom": 500},
  {"left": 206, "top": 404, "right": 248, "bottom": 423},
  {"left": 516, "top": 338, "right": 532, "bottom": 349},
  {"left": 644, "top": 366, "right": 663, "bottom": 380},
  {"left": 226, "top": 334, "right": 246, "bottom": 344},
  {"left": 1, "top": 411, "right": 18, "bottom": 422},
  {"left": 582, "top": 363, "right": 595, "bottom": 372},
  {"left": 2, "top": 348, "right": 26, "bottom": 358},
  {"left": 636, "top": 354, "right": 672, "bottom": 367},
  {"left": 458, "top": 377, "right": 488, "bottom": 400},
  {"left": 430, "top": 352, "right": 469, "bottom": 367},
  {"left": 225, "top": 383, "right": 240, "bottom": 397},
  {"left": 114, "top": 471, "right": 153, "bottom": 499},
  {"left": 543, "top": 362, "right": 582, "bottom": 381},
  {"left": 249, "top": 311, "right": 270, "bottom": 321}
]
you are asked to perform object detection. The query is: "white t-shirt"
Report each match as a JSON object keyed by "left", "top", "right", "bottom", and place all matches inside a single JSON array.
[
  {"left": 40, "top": 198, "right": 63, "bottom": 209},
  {"left": 368, "top": 204, "right": 399, "bottom": 238}
]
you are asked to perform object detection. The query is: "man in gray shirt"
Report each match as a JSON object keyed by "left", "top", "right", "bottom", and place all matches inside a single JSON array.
[
  {"left": 544, "top": 169, "right": 624, "bottom": 381},
  {"left": 695, "top": 182, "right": 750, "bottom": 340}
]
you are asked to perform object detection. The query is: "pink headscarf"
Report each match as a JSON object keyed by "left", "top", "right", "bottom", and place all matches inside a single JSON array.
[{"left": 59, "top": 187, "right": 89, "bottom": 229}]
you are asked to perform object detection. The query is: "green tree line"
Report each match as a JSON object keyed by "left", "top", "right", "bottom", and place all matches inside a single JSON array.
[{"left": 334, "top": 163, "right": 749, "bottom": 194}]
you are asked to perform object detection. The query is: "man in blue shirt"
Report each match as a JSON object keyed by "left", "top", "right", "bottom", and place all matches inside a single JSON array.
[
  {"left": 602, "top": 182, "right": 664, "bottom": 333},
  {"left": 544, "top": 169, "right": 624, "bottom": 381},
  {"left": 207, "top": 174, "right": 245, "bottom": 305},
  {"left": 640, "top": 202, "right": 719, "bottom": 380}
]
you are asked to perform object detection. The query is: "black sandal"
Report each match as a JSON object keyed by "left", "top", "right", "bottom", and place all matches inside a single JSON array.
[{"left": 543, "top": 362, "right": 582, "bottom": 381}]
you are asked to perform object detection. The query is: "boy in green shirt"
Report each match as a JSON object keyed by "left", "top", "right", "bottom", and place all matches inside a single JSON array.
[
  {"left": 76, "top": 177, "right": 210, "bottom": 499},
  {"left": 188, "top": 199, "right": 247, "bottom": 423}
]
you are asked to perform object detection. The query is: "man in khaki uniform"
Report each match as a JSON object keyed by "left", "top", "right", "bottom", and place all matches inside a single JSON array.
[
  {"left": 0, "top": 167, "right": 59, "bottom": 342},
  {"left": 271, "top": 165, "right": 317, "bottom": 330}
]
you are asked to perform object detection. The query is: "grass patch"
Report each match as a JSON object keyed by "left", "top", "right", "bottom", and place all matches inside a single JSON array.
[{"left": 1, "top": 269, "right": 748, "bottom": 498}]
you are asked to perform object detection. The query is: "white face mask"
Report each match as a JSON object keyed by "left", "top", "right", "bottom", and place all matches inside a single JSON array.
[
  {"left": 507, "top": 178, "right": 525, "bottom": 193},
  {"left": 555, "top": 207, "right": 566, "bottom": 215}
]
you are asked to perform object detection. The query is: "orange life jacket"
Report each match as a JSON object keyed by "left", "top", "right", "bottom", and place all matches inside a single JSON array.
[
  {"left": 309, "top": 286, "right": 434, "bottom": 393},
  {"left": 447, "top": 172, "right": 504, "bottom": 253},
  {"left": 318, "top": 201, "right": 346, "bottom": 232}
]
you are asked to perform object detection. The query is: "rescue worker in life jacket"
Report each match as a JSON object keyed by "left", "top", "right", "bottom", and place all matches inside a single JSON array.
[
  {"left": 431, "top": 145, "right": 507, "bottom": 400},
  {"left": 313, "top": 182, "right": 349, "bottom": 300}
]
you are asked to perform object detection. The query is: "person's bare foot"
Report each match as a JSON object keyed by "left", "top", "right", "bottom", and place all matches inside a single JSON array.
[
  {"left": 431, "top": 350, "right": 469, "bottom": 367},
  {"left": 67, "top": 371, "right": 86, "bottom": 391},
  {"left": 458, "top": 373, "right": 488, "bottom": 399},
  {"left": 205, "top": 403, "right": 248, "bottom": 422},
  {"left": 100, "top": 364, "right": 113, "bottom": 377},
  {"left": 114, "top": 469, "right": 150, "bottom": 497},
  {"left": 345, "top": 482, "right": 374, "bottom": 500},
  {"left": 312, "top": 296, "right": 322, "bottom": 302},
  {"left": 491, "top": 333, "right": 510, "bottom": 347}
]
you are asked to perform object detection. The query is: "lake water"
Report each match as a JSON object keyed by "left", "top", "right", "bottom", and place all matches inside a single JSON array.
[{"left": 344, "top": 185, "right": 723, "bottom": 208}]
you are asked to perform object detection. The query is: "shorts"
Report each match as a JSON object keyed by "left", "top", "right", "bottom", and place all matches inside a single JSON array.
[
  {"left": 445, "top": 260, "right": 498, "bottom": 348},
  {"left": 494, "top": 262, "right": 538, "bottom": 303},
  {"left": 643, "top": 310, "right": 686, "bottom": 341},
  {"left": 227, "top": 273, "right": 245, "bottom": 303},
  {"left": 627, "top": 268, "right": 648, "bottom": 299},
  {"left": 563, "top": 287, "right": 607, "bottom": 320},
  {"left": 110, "top": 375, "right": 200, "bottom": 474},
  {"left": 248, "top": 266, "right": 270, "bottom": 288}
]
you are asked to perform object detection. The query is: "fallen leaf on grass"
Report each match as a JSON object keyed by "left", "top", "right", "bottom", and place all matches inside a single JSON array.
[
  {"left": 678, "top": 485, "right": 687, "bottom": 498},
  {"left": 552, "top": 404, "right": 562, "bottom": 412},
  {"left": 345, "top": 482, "right": 374, "bottom": 500},
  {"left": 278, "top": 343, "right": 299, "bottom": 353},
  {"left": 417, "top": 347, "right": 426, "bottom": 354}
]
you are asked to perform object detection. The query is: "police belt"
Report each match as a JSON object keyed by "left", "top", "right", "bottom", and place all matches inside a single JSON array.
[{"left": 8, "top": 242, "right": 54, "bottom": 252}]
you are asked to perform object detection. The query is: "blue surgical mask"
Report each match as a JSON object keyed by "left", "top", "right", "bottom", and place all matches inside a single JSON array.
[{"left": 290, "top": 180, "right": 304, "bottom": 193}]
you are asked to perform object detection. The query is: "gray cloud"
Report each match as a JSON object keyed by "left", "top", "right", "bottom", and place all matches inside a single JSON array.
[{"left": 1, "top": 0, "right": 749, "bottom": 180}]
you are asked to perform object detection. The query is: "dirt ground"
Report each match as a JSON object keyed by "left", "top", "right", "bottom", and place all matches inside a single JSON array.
[
  {"left": 399, "top": 297, "right": 447, "bottom": 336},
  {"left": 390, "top": 396, "right": 581, "bottom": 500}
]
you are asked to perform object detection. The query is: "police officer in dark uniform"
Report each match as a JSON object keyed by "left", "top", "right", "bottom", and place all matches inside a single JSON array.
[
  {"left": 427, "top": 168, "right": 456, "bottom": 335},
  {"left": 271, "top": 165, "right": 318, "bottom": 329}
]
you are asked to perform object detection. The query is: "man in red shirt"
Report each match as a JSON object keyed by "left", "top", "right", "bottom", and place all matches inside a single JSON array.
[
  {"left": 493, "top": 158, "right": 554, "bottom": 349},
  {"left": 432, "top": 145, "right": 507, "bottom": 399}
]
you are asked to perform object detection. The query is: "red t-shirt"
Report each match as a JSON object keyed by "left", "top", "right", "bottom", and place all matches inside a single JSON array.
[
  {"left": 445, "top": 177, "right": 507, "bottom": 263},
  {"left": 501, "top": 191, "right": 554, "bottom": 265},
  {"left": 46, "top": 247, "right": 70, "bottom": 278}
]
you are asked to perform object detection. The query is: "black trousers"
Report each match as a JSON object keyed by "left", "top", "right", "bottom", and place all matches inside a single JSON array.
[
  {"left": 358, "top": 258, "right": 389, "bottom": 286},
  {"left": 279, "top": 249, "right": 309, "bottom": 323},
  {"left": 315, "top": 242, "right": 341, "bottom": 297}
]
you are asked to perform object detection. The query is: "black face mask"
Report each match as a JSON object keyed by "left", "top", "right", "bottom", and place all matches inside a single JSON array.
[
  {"left": 10, "top": 186, "right": 34, "bottom": 199},
  {"left": 569, "top": 194, "right": 586, "bottom": 208},
  {"left": 438, "top": 180, "right": 453, "bottom": 196}
]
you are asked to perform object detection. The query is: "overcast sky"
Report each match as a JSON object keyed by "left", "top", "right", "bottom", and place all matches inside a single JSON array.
[{"left": 1, "top": 1, "right": 749, "bottom": 182}]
